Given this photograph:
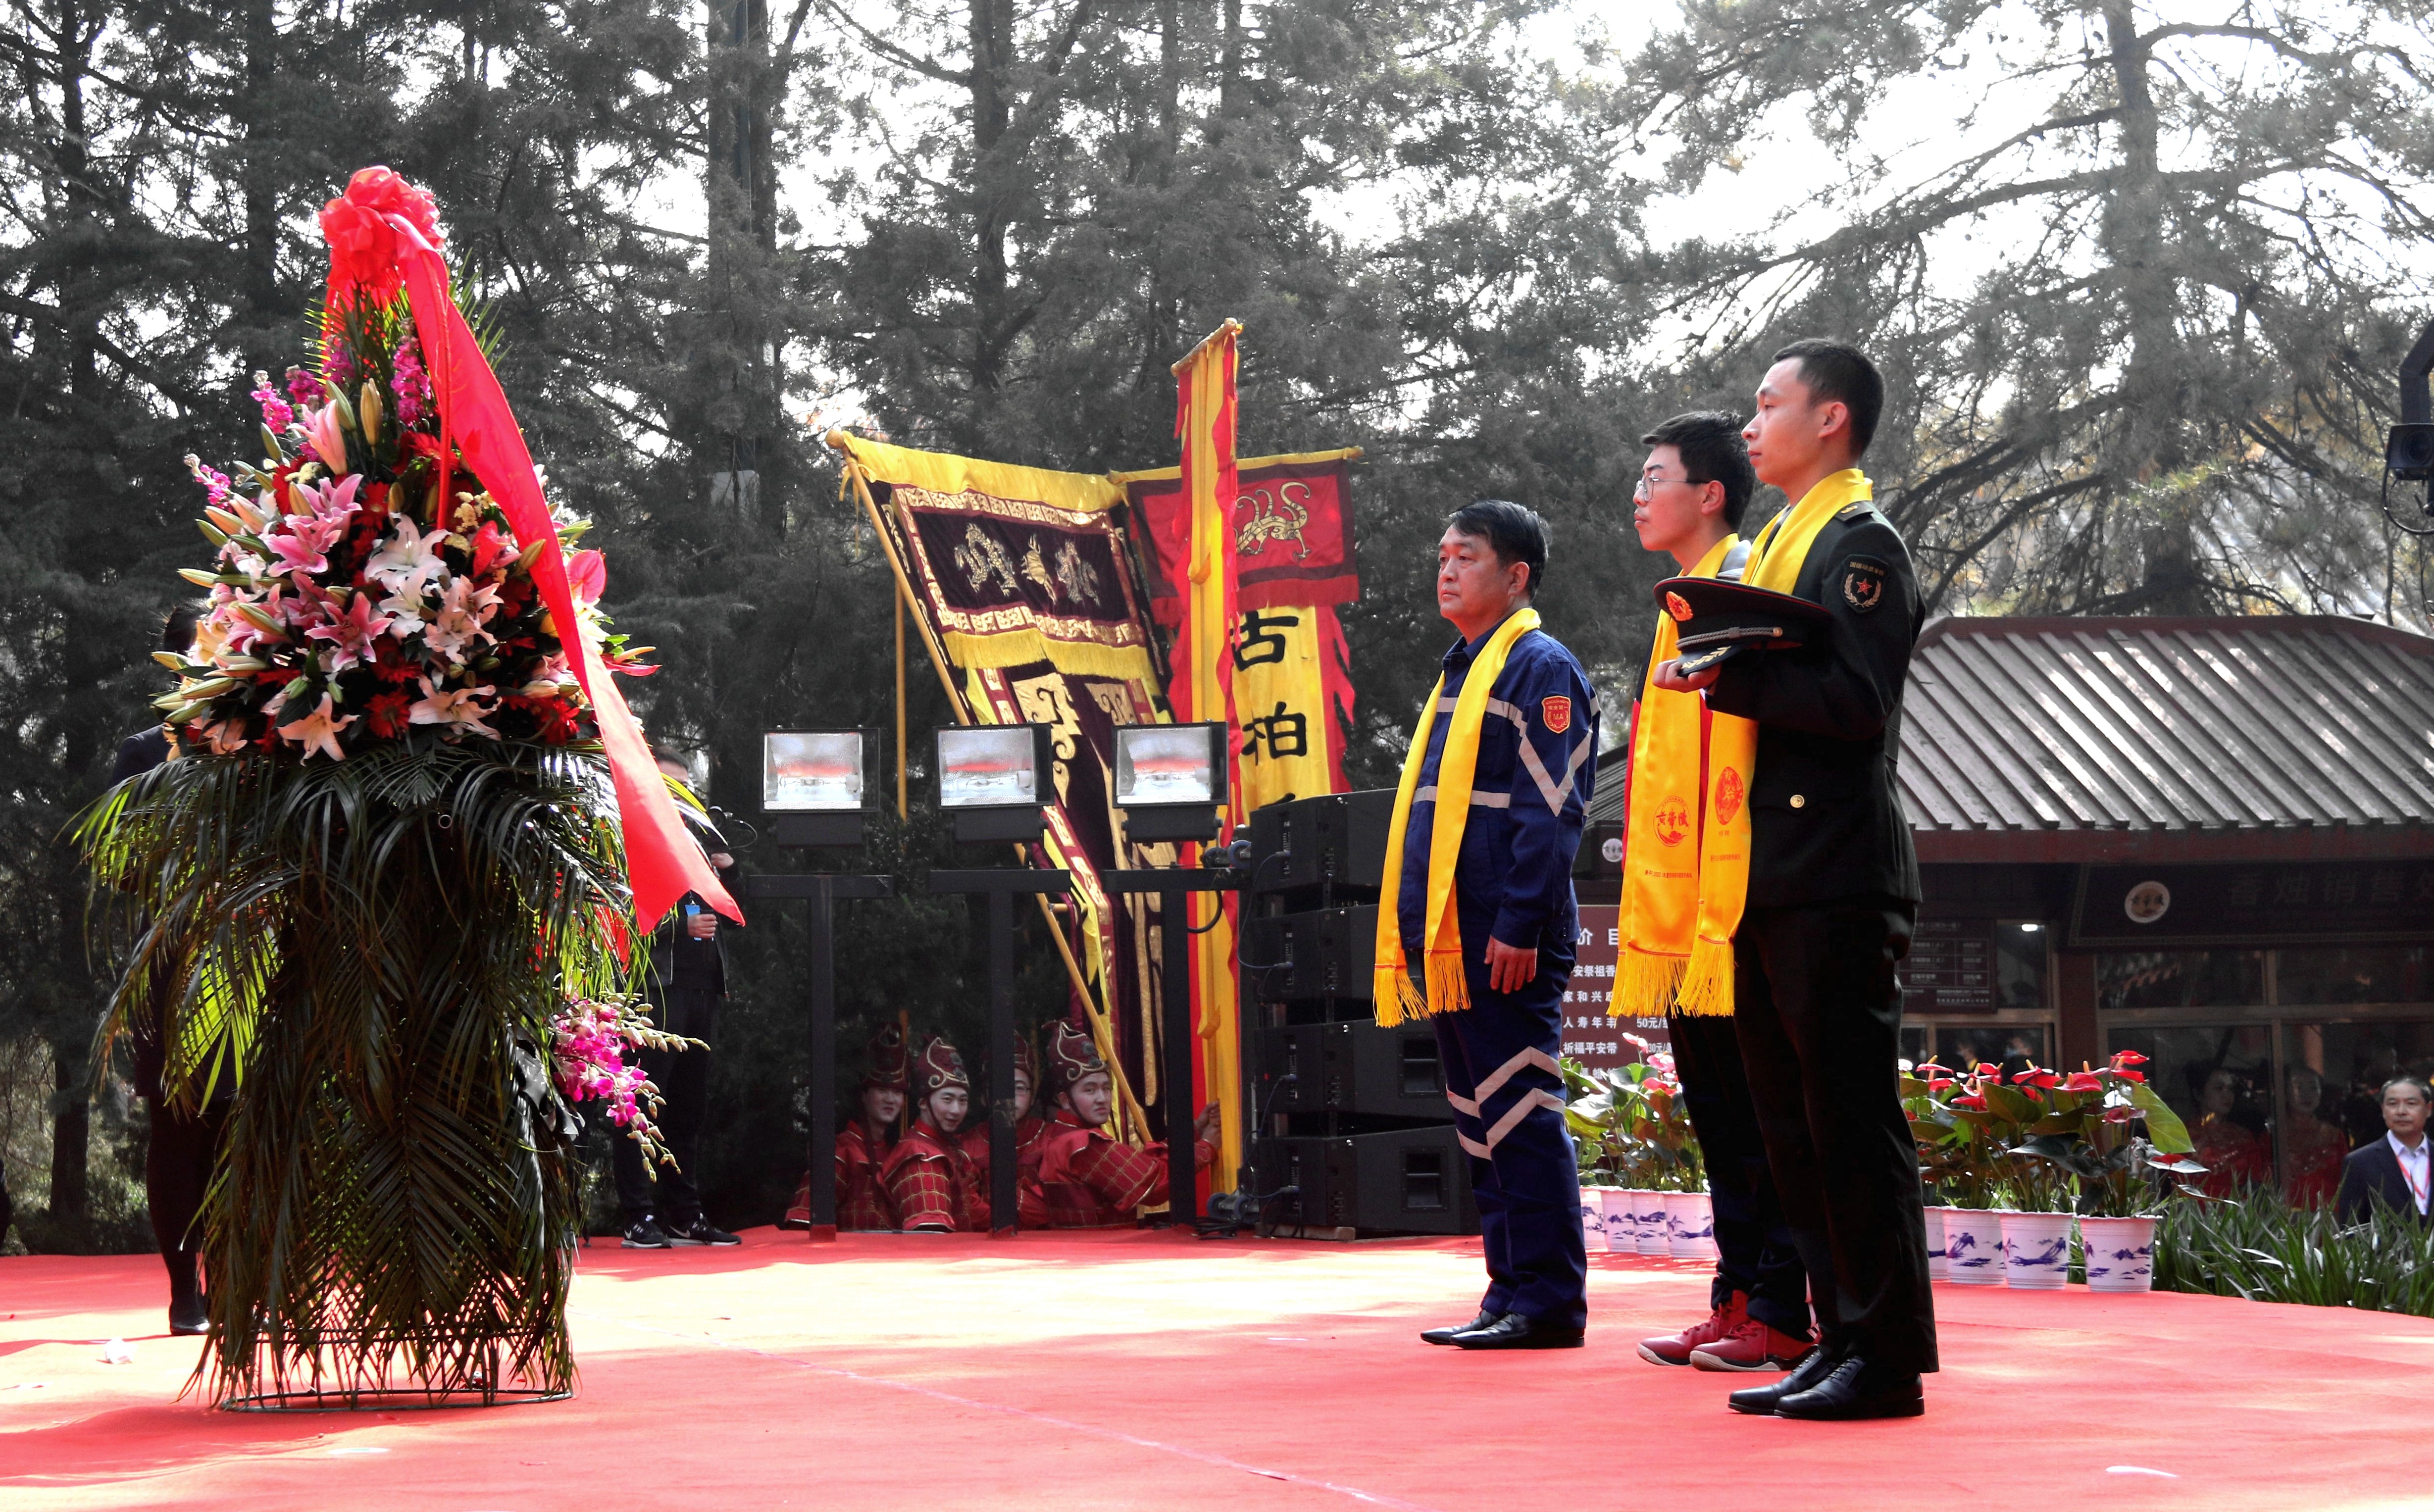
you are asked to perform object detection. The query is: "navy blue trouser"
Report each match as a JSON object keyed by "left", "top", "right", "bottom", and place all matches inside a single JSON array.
[
  {"left": 1669, "top": 1010, "right": 1811, "bottom": 1338},
  {"left": 1432, "top": 963, "right": 1588, "bottom": 1330}
]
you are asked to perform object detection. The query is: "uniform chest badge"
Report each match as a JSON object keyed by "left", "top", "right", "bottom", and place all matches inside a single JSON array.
[
  {"left": 1665, "top": 591, "right": 1693, "bottom": 622},
  {"left": 1714, "top": 766, "right": 1745, "bottom": 827},
  {"left": 1842, "top": 556, "right": 1888, "bottom": 614},
  {"left": 1541, "top": 695, "right": 1572, "bottom": 734}
]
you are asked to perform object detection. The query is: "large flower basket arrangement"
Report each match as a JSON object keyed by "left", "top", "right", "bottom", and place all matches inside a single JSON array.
[{"left": 75, "top": 169, "right": 736, "bottom": 1410}]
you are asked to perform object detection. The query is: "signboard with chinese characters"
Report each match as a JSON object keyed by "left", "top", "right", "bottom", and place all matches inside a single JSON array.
[
  {"left": 1903, "top": 918, "right": 1996, "bottom": 1012},
  {"left": 2071, "top": 861, "right": 2434, "bottom": 948},
  {"left": 1561, "top": 906, "right": 1672, "bottom": 1071}
]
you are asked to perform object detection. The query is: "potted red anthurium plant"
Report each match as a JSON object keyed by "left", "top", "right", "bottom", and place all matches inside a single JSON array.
[
  {"left": 2007, "top": 1051, "right": 2207, "bottom": 1292},
  {"left": 1905, "top": 1060, "right": 2025, "bottom": 1284}
]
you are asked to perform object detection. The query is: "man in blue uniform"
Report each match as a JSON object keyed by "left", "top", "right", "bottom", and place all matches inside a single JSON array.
[{"left": 1381, "top": 500, "right": 1599, "bottom": 1352}]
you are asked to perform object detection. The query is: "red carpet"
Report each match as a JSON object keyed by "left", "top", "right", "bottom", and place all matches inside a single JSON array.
[{"left": 5, "top": 1228, "right": 2432, "bottom": 1511}]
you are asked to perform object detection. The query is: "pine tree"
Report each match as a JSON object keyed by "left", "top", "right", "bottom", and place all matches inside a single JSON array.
[{"left": 1610, "top": 0, "right": 2434, "bottom": 623}]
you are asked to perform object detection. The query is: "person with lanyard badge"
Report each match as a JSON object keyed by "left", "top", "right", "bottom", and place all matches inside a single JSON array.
[
  {"left": 1651, "top": 340, "right": 1937, "bottom": 1419},
  {"left": 1614, "top": 414, "right": 1817, "bottom": 1377},
  {"left": 2336, "top": 1075, "right": 2433, "bottom": 1225},
  {"left": 1385, "top": 500, "right": 1601, "bottom": 1352}
]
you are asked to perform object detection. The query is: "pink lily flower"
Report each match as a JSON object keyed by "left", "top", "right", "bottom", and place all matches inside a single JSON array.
[
  {"left": 306, "top": 592, "right": 396, "bottom": 672},
  {"left": 307, "top": 403, "right": 349, "bottom": 472},
  {"left": 276, "top": 692, "right": 357, "bottom": 761}
]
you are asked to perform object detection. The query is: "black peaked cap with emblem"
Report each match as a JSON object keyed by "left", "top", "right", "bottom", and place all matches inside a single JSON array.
[{"left": 1652, "top": 576, "right": 1834, "bottom": 676}]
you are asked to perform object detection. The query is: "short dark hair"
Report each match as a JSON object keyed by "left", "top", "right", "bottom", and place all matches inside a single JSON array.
[
  {"left": 2382, "top": 1074, "right": 2432, "bottom": 1103},
  {"left": 1446, "top": 499, "right": 1551, "bottom": 597},
  {"left": 1773, "top": 338, "right": 1885, "bottom": 458},
  {"left": 1641, "top": 411, "right": 1757, "bottom": 530},
  {"left": 161, "top": 603, "right": 199, "bottom": 654}
]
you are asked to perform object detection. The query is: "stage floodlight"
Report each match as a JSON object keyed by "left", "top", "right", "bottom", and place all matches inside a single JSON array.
[
  {"left": 1112, "top": 722, "right": 1227, "bottom": 843},
  {"left": 764, "top": 730, "right": 867, "bottom": 812},
  {"left": 935, "top": 724, "right": 1054, "bottom": 842},
  {"left": 763, "top": 729, "right": 871, "bottom": 848}
]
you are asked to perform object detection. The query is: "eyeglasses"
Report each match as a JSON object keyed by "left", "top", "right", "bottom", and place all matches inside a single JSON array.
[{"left": 1634, "top": 472, "right": 1696, "bottom": 499}]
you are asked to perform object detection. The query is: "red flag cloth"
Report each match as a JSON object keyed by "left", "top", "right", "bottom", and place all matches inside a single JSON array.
[
  {"left": 1133, "top": 453, "right": 1360, "bottom": 622},
  {"left": 321, "top": 167, "right": 740, "bottom": 929}
]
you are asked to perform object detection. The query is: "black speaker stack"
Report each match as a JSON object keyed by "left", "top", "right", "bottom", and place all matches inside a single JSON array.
[{"left": 1238, "top": 790, "right": 1481, "bottom": 1237}]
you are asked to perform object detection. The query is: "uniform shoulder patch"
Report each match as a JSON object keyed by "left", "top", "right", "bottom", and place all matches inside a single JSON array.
[
  {"left": 1834, "top": 502, "right": 1876, "bottom": 522},
  {"left": 1540, "top": 694, "right": 1572, "bottom": 734},
  {"left": 1841, "top": 555, "right": 1890, "bottom": 614}
]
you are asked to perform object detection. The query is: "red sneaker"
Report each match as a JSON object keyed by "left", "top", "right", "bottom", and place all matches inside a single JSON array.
[
  {"left": 1688, "top": 1315, "right": 1815, "bottom": 1372},
  {"left": 1636, "top": 1293, "right": 1747, "bottom": 1367}
]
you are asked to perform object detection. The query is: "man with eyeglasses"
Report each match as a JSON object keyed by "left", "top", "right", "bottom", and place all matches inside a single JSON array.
[{"left": 1614, "top": 413, "right": 1816, "bottom": 1379}]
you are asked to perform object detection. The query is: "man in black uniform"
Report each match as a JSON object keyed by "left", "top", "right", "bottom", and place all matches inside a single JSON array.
[
  {"left": 614, "top": 749, "right": 743, "bottom": 1248},
  {"left": 1655, "top": 340, "right": 1935, "bottom": 1419}
]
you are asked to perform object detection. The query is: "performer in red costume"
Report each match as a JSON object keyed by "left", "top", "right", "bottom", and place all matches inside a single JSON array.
[
  {"left": 784, "top": 1025, "right": 909, "bottom": 1230},
  {"left": 881, "top": 1036, "right": 989, "bottom": 1232},
  {"left": 962, "top": 1036, "right": 1049, "bottom": 1227},
  {"left": 1033, "top": 1023, "right": 1218, "bottom": 1227}
]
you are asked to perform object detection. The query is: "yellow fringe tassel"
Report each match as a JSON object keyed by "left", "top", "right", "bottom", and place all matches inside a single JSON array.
[
  {"left": 1673, "top": 937, "right": 1737, "bottom": 1017},
  {"left": 1609, "top": 946, "right": 1688, "bottom": 1019},
  {"left": 1371, "top": 955, "right": 1472, "bottom": 1026}
]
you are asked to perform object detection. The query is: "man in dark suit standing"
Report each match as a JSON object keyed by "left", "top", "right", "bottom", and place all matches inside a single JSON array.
[
  {"left": 612, "top": 749, "right": 744, "bottom": 1248},
  {"left": 1655, "top": 340, "right": 1935, "bottom": 1420},
  {"left": 110, "top": 604, "right": 223, "bottom": 1335},
  {"left": 2335, "top": 1076, "right": 2431, "bottom": 1225}
]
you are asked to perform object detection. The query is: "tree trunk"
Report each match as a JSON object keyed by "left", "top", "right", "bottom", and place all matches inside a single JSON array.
[
  {"left": 966, "top": 0, "right": 1014, "bottom": 428},
  {"left": 241, "top": 0, "right": 282, "bottom": 369},
  {"left": 47, "top": 1043, "right": 89, "bottom": 1224},
  {"left": 2101, "top": 0, "right": 2202, "bottom": 612}
]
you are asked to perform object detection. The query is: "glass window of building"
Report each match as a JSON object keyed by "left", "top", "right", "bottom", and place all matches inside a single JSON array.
[
  {"left": 2103, "top": 1025, "right": 2273, "bottom": 1199},
  {"left": 2276, "top": 947, "right": 2428, "bottom": 1006},
  {"left": 1927, "top": 1024, "right": 2049, "bottom": 1078},
  {"left": 2096, "top": 951, "right": 2265, "bottom": 1010},
  {"left": 1993, "top": 921, "right": 2048, "bottom": 1009}
]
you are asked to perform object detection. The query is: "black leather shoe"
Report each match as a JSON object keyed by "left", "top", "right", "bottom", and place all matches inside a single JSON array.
[
  {"left": 168, "top": 1296, "right": 208, "bottom": 1337},
  {"left": 1727, "top": 1344, "right": 1839, "bottom": 1415},
  {"left": 1421, "top": 1310, "right": 1498, "bottom": 1346},
  {"left": 1449, "top": 1311, "right": 1584, "bottom": 1351},
  {"left": 1774, "top": 1356, "right": 1924, "bottom": 1420}
]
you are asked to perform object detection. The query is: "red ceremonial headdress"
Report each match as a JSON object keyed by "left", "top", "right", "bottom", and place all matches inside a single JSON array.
[
  {"left": 1045, "top": 1021, "right": 1107, "bottom": 1088},
  {"left": 914, "top": 1035, "right": 970, "bottom": 1094},
  {"left": 313, "top": 166, "right": 738, "bottom": 935},
  {"left": 1013, "top": 1035, "right": 1038, "bottom": 1085},
  {"left": 860, "top": 1025, "right": 910, "bottom": 1093}
]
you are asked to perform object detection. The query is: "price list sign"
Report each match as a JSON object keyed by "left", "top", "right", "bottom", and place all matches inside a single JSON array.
[
  {"left": 1561, "top": 906, "right": 1672, "bottom": 1072},
  {"left": 1903, "top": 918, "right": 1995, "bottom": 1013}
]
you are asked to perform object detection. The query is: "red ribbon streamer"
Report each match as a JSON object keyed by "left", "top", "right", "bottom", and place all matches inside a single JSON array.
[{"left": 321, "top": 168, "right": 741, "bottom": 929}]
